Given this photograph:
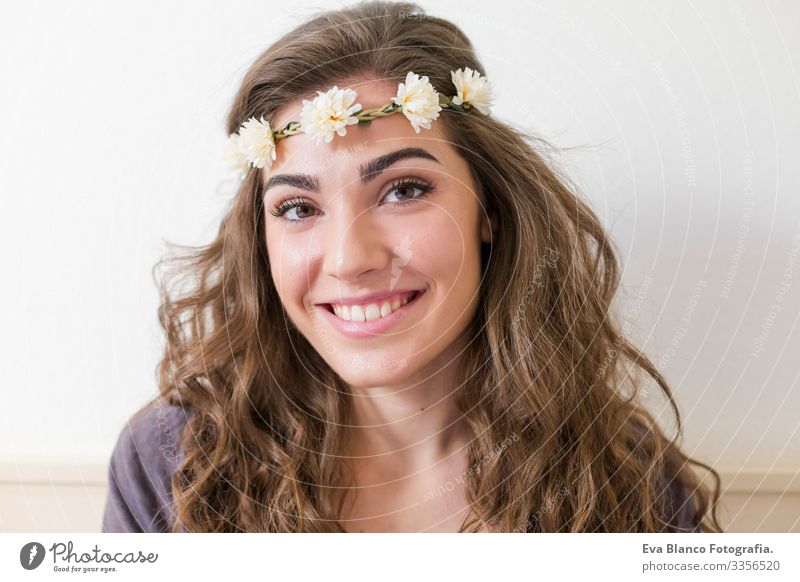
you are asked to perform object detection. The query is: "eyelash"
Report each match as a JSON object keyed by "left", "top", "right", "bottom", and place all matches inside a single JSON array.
[{"left": 267, "top": 177, "right": 435, "bottom": 224}]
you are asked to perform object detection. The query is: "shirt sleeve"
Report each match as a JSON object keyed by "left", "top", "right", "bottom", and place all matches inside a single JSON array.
[{"left": 101, "top": 399, "right": 189, "bottom": 533}]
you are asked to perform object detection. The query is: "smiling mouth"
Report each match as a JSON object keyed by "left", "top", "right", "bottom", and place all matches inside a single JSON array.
[{"left": 321, "top": 290, "right": 423, "bottom": 319}]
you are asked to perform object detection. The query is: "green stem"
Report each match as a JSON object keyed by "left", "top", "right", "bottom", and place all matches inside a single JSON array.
[{"left": 269, "top": 94, "right": 474, "bottom": 140}]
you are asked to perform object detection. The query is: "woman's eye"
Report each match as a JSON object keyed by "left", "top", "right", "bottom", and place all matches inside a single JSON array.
[
  {"left": 284, "top": 204, "right": 315, "bottom": 221},
  {"left": 268, "top": 197, "right": 318, "bottom": 223},
  {"left": 268, "top": 178, "right": 433, "bottom": 224},
  {"left": 382, "top": 178, "right": 434, "bottom": 206}
]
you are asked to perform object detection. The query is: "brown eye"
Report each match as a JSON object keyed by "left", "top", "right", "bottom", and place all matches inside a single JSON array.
[
  {"left": 292, "top": 204, "right": 315, "bottom": 219},
  {"left": 383, "top": 178, "right": 434, "bottom": 206},
  {"left": 269, "top": 197, "right": 319, "bottom": 223}
]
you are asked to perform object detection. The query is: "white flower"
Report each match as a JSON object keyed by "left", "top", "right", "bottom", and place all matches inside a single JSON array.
[
  {"left": 391, "top": 71, "right": 442, "bottom": 133},
  {"left": 223, "top": 133, "right": 249, "bottom": 179},
  {"left": 450, "top": 67, "right": 494, "bottom": 115},
  {"left": 300, "top": 86, "right": 362, "bottom": 145},
  {"left": 236, "top": 116, "right": 277, "bottom": 170}
]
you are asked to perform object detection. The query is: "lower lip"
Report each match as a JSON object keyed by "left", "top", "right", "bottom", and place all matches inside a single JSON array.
[{"left": 316, "top": 290, "right": 426, "bottom": 339}]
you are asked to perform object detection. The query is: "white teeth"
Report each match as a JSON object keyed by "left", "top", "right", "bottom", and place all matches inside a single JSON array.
[
  {"left": 350, "top": 305, "right": 365, "bottom": 322},
  {"left": 330, "top": 292, "right": 417, "bottom": 322},
  {"left": 365, "top": 304, "right": 381, "bottom": 321}
]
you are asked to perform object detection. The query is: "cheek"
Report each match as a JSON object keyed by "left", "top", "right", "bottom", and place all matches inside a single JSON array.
[
  {"left": 266, "top": 233, "right": 314, "bottom": 310},
  {"left": 409, "top": 205, "right": 482, "bottom": 292}
]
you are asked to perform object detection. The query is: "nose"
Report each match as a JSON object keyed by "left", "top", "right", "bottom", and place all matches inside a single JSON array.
[{"left": 321, "top": 204, "right": 391, "bottom": 281}]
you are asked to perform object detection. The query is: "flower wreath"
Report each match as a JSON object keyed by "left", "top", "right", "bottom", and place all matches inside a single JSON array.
[{"left": 224, "top": 68, "right": 494, "bottom": 177}]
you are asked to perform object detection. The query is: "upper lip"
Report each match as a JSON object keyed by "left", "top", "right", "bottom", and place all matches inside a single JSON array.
[{"left": 315, "top": 288, "right": 424, "bottom": 306}]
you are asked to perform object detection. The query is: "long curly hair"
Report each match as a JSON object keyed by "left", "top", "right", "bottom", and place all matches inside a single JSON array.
[{"left": 153, "top": 0, "right": 723, "bottom": 532}]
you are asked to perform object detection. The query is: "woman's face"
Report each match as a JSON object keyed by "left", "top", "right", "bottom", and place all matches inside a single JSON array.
[{"left": 263, "top": 79, "right": 494, "bottom": 388}]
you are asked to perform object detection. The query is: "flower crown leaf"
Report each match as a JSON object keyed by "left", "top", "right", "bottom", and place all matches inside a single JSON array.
[{"left": 225, "top": 67, "right": 493, "bottom": 177}]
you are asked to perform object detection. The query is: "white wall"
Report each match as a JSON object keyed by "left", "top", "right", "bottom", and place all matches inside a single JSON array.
[{"left": 1, "top": 0, "right": 798, "bottom": 531}]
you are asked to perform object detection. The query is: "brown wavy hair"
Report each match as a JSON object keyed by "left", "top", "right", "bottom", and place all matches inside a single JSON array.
[{"left": 153, "top": 0, "right": 723, "bottom": 532}]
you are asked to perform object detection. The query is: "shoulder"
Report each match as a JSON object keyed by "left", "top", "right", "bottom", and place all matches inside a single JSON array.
[
  {"left": 101, "top": 398, "right": 193, "bottom": 532},
  {"left": 662, "top": 475, "right": 701, "bottom": 532},
  {"left": 628, "top": 420, "right": 702, "bottom": 532}
]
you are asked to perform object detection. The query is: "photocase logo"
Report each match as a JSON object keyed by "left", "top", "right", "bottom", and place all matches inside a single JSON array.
[
  {"left": 19, "top": 542, "right": 46, "bottom": 570},
  {"left": 16, "top": 539, "right": 158, "bottom": 575}
]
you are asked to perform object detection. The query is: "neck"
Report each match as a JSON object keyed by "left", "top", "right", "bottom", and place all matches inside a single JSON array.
[{"left": 343, "top": 340, "right": 473, "bottom": 479}]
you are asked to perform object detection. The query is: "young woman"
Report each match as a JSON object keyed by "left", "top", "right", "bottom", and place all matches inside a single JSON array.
[{"left": 102, "top": 0, "right": 723, "bottom": 533}]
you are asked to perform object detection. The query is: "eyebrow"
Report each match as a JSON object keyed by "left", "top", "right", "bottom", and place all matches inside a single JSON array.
[{"left": 261, "top": 147, "right": 441, "bottom": 196}]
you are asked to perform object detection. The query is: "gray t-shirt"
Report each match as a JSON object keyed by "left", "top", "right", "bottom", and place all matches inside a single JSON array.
[
  {"left": 102, "top": 399, "right": 191, "bottom": 533},
  {"left": 101, "top": 399, "right": 701, "bottom": 532}
]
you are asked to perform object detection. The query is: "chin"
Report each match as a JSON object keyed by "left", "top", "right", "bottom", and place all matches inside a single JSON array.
[{"left": 328, "top": 352, "right": 414, "bottom": 387}]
